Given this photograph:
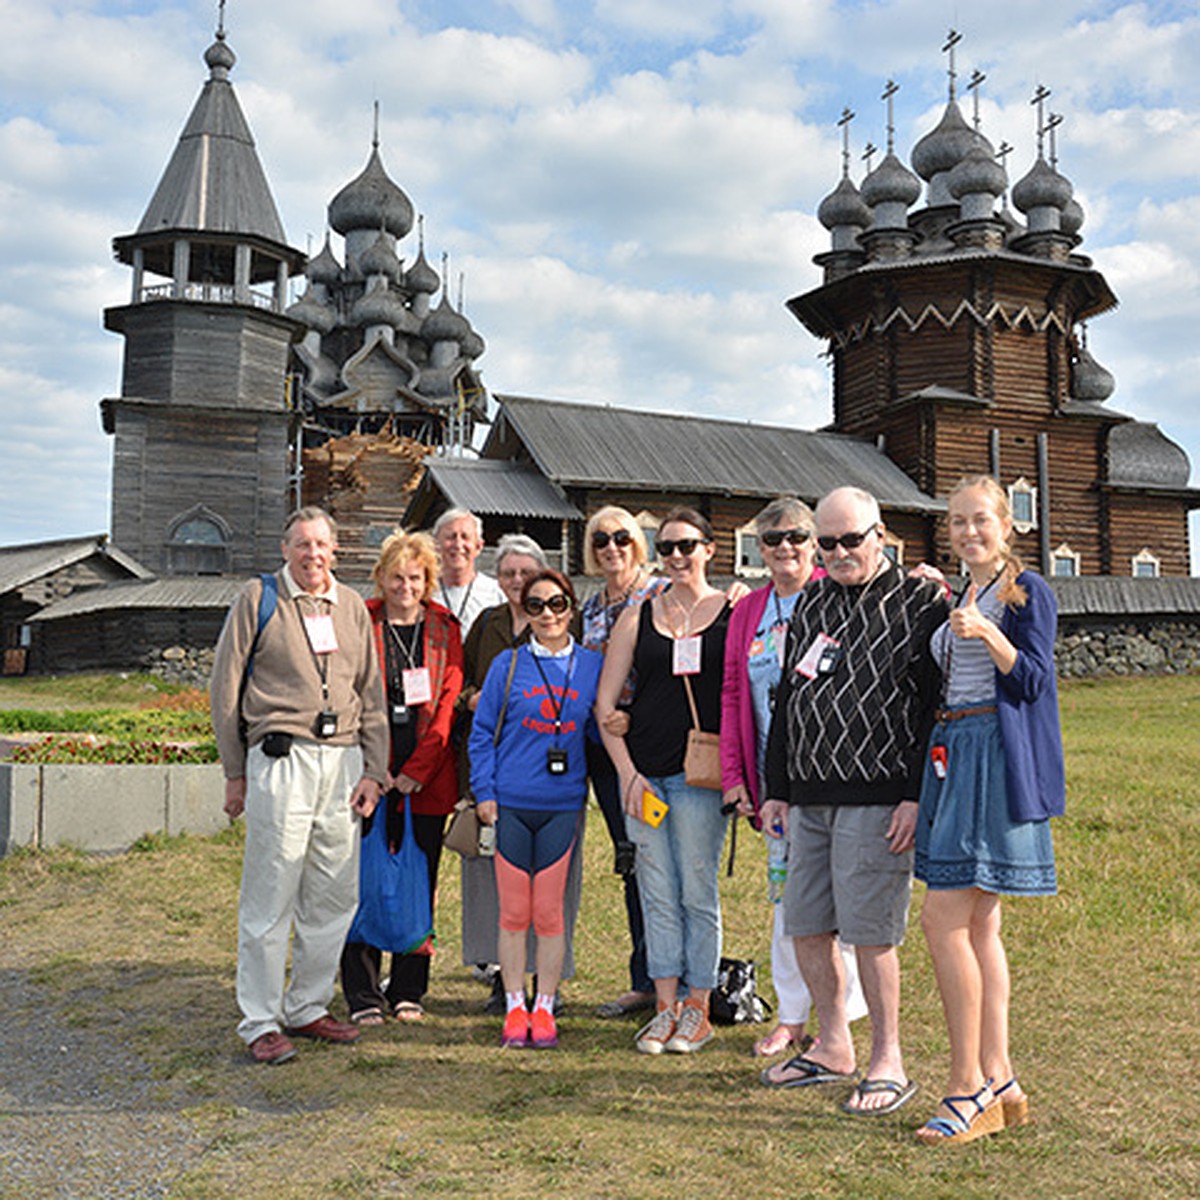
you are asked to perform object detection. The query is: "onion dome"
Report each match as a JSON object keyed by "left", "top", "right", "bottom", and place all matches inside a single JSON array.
[
  {"left": 287, "top": 285, "right": 336, "bottom": 335},
  {"left": 352, "top": 276, "right": 407, "bottom": 329},
  {"left": 948, "top": 141, "right": 1006, "bottom": 201},
  {"left": 405, "top": 245, "right": 440, "bottom": 295},
  {"left": 818, "top": 175, "right": 871, "bottom": 231},
  {"left": 1061, "top": 195, "right": 1085, "bottom": 237},
  {"left": 1072, "top": 343, "right": 1115, "bottom": 402},
  {"left": 359, "top": 227, "right": 403, "bottom": 282},
  {"left": 462, "top": 319, "right": 486, "bottom": 360},
  {"left": 422, "top": 293, "right": 470, "bottom": 344},
  {"left": 860, "top": 152, "right": 921, "bottom": 210},
  {"left": 1108, "top": 422, "right": 1192, "bottom": 489},
  {"left": 911, "top": 101, "right": 987, "bottom": 184},
  {"left": 1012, "top": 156, "right": 1072, "bottom": 215},
  {"left": 307, "top": 235, "right": 342, "bottom": 287},
  {"left": 329, "top": 145, "right": 414, "bottom": 239},
  {"left": 204, "top": 32, "right": 236, "bottom": 78}
]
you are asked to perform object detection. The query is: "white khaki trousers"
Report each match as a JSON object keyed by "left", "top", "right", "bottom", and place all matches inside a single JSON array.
[{"left": 236, "top": 740, "right": 363, "bottom": 1044}]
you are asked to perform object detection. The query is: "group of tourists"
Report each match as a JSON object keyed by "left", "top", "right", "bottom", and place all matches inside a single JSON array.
[{"left": 210, "top": 475, "right": 1064, "bottom": 1146}]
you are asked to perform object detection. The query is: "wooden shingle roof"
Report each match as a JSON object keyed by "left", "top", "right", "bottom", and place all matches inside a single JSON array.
[{"left": 487, "top": 395, "right": 942, "bottom": 514}]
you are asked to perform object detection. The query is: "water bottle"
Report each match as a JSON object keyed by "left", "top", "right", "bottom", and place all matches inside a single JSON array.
[{"left": 766, "top": 828, "right": 787, "bottom": 903}]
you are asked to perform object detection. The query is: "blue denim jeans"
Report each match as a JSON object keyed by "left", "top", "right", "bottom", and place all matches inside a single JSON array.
[{"left": 627, "top": 772, "right": 729, "bottom": 991}]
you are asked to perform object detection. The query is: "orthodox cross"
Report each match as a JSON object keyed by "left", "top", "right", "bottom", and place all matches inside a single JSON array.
[
  {"left": 996, "top": 140, "right": 1013, "bottom": 202},
  {"left": 943, "top": 29, "right": 963, "bottom": 101},
  {"left": 882, "top": 78, "right": 899, "bottom": 155},
  {"left": 217, "top": 0, "right": 226, "bottom": 38},
  {"left": 967, "top": 69, "right": 986, "bottom": 133},
  {"left": 838, "top": 106, "right": 855, "bottom": 178},
  {"left": 862, "top": 142, "right": 877, "bottom": 175},
  {"left": 1031, "top": 84, "right": 1052, "bottom": 157},
  {"left": 1046, "top": 112, "right": 1064, "bottom": 169}
]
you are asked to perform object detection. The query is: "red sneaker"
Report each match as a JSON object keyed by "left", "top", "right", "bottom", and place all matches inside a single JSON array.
[
  {"left": 530, "top": 1007, "right": 558, "bottom": 1049},
  {"left": 501, "top": 1007, "right": 530, "bottom": 1048}
]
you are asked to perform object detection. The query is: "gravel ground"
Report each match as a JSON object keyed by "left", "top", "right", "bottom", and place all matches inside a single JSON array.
[{"left": 0, "top": 970, "right": 213, "bottom": 1199}]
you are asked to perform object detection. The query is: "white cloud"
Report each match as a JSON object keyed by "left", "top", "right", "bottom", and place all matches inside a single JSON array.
[{"left": 0, "top": 0, "right": 1197, "bottom": 556}]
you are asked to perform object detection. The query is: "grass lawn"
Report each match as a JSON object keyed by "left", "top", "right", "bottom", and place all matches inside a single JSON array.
[{"left": 1, "top": 674, "right": 1198, "bottom": 1198}]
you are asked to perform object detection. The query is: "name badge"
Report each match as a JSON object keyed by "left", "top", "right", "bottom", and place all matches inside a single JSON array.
[
  {"left": 672, "top": 635, "right": 702, "bottom": 675},
  {"left": 772, "top": 622, "right": 788, "bottom": 669},
  {"left": 795, "top": 632, "right": 841, "bottom": 679},
  {"left": 402, "top": 667, "right": 433, "bottom": 705},
  {"left": 304, "top": 613, "right": 338, "bottom": 654}
]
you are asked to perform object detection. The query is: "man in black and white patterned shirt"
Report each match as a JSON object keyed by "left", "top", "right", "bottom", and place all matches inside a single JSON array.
[{"left": 760, "top": 486, "right": 947, "bottom": 1112}]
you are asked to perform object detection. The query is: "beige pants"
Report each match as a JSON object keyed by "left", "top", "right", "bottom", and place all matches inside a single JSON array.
[{"left": 237, "top": 740, "right": 363, "bottom": 1044}]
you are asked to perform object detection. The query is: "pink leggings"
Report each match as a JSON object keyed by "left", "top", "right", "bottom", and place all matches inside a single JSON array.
[{"left": 494, "top": 806, "right": 579, "bottom": 937}]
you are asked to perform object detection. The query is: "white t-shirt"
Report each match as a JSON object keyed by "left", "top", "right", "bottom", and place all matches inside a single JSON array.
[{"left": 438, "top": 573, "right": 504, "bottom": 635}]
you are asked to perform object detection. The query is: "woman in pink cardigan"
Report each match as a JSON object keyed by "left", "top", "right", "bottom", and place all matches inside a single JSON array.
[{"left": 720, "top": 497, "right": 866, "bottom": 1069}]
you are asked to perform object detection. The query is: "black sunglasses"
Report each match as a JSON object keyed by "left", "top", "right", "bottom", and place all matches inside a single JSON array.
[
  {"left": 760, "top": 528, "right": 813, "bottom": 548},
  {"left": 591, "top": 528, "right": 635, "bottom": 550},
  {"left": 657, "top": 537, "right": 709, "bottom": 558},
  {"left": 816, "top": 527, "right": 878, "bottom": 552},
  {"left": 524, "top": 593, "right": 572, "bottom": 615}
]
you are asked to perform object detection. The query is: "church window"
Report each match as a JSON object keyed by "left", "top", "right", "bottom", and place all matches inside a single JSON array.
[
  {"left": 1051, "top": 543, "right": 1080, "bottom": 577},
  {"left": 166, "top": 506, "right": 232, "bottom": 574},
  {"left": 1007, "top": 478, "right": 1037, "bottom": 534},
  {"left": 1131, "top": 548, "right": 1160, "bottom": 578}
]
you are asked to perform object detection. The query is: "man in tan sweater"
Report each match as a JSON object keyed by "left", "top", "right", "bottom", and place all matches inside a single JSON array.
[{"left": 211, "top": 507, "right": 389, "bottom": 1065}]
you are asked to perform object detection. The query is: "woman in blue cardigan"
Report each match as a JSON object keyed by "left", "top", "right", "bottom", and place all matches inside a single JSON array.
[
  {"left": 914, "top": 476, "right": 1064, "bottom": 1147},
  {"left": 470, "top": 569, "right": 603, "bottom": 1050}
]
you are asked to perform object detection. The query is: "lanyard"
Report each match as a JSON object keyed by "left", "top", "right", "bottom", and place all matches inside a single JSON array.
[
  {"left": 440, "top": 578, "right": 474, "bottom": 621},
  {"left": 297, "top": 596, "right": 332, "bottom": 708},
  {"left": 529, "top": 646, "right": 576, "bottom": 741},
  {"left": 385, "top": 620, "right": 422, "bottom": 698}
]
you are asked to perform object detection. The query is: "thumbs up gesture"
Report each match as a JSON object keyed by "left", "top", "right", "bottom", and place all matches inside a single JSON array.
[{"left": 948, "top": 582, "right": 986, "bottom": 640}]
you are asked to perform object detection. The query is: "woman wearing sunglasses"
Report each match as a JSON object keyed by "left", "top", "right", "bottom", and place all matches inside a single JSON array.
[
  {"left": 580, "top": 506, "right": 670, "bottom": 1018},
  {"left": 596, "top": 508, "right": 731, "bottom": 1054},
  {"left": 719, "top": 498, "right": 869, "bottom": 1067},
  {"left": 469, "top": 570, "right": 603, "bottom": 1049}
]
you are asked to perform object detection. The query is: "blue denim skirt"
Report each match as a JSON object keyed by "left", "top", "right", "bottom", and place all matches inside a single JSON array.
[{"left": 915, "top": 710, "right": 1056, "bottom": 896}]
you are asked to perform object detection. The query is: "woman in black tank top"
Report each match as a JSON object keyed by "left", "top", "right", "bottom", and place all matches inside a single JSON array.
[{"left": 596, "top": 509, "right": 730, "bottom": 1057}]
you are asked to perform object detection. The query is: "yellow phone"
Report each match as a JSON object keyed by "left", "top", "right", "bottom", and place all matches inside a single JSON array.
[{"left": 642, "top": 789, "right": 669, "bottom": 828}]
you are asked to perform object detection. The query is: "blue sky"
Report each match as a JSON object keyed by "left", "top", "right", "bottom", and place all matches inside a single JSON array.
[{"left": 2, "top": 0, "right": 1198, "bottom": 564}]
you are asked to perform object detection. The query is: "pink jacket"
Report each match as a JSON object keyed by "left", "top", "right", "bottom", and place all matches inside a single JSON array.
[{"left": 719, "top": 571, "right": 825, "bottom": 824}]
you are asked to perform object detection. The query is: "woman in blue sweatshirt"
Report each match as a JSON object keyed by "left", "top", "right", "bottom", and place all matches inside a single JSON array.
[{"left": 469, "top": 569, "right": 603, "bottom": 1050}]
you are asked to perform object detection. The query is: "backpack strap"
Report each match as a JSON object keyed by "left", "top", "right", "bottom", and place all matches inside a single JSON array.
[{"left": 238, "top": 574, "right": 279, "bottom": 744}]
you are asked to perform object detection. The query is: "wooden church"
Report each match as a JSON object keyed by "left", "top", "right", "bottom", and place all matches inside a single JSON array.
[{"left": 786, "top": 40, "right": 1196, "bottom": 577}]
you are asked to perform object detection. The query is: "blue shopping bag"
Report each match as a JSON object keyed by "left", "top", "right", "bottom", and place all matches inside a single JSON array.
[{"left": 347, "top": 793, "right": 433, "bottom": 954}]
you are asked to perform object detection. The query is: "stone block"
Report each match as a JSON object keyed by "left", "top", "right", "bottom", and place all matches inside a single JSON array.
[
  {"left": 39, "top": 764, "right": 168, "bottom": 853},
  {"left": 0, "top": 764, "right": 41, "bottom": 855},
  {"left": 166, "top": 765, "right": 227, "bottom": 837}
]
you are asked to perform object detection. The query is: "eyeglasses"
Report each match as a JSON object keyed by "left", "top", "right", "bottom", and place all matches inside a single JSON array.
[
  {"left": 657, "top": 538, "right": 709, "bottom": 558},
  {"left": 524, "top": 593, "right": 572, "bottom": 616},
  {"left": 591, "top": 528, "right": 634, "bottom": 550},
  {"left": 816, "top": 527, "right": 878, "bottom": 552},
  {"left": 760, "top": 528, "right": 813, "bottom": 548}
]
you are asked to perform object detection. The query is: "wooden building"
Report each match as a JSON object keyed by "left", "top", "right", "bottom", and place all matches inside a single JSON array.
[
  {"left": 101, "top": 25, "right": 305, "bottom": 579},
  {"left": 788, "top": 61, "right": 1199, "bottom": 576}
]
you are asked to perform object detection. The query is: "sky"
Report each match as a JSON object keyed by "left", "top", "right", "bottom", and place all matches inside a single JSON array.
[{"left": 2, "top": 0, "right": 1198, "bottom": 565}]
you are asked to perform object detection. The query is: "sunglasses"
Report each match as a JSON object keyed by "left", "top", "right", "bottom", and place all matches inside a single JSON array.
[
  {"left": 524, "top": 593, "right": 572, "bottom": 616},
  {"left": 760, "top": 528, "right": 813, "bottom": 548},
  {"left": 816, "top": 527, "right": 878, "bottom": 552},
  {"left": 591, "top": 528, "right": 635, "bottom": 550},
  {"left": 657, "top": 538, "right": 709, "bottom": 558}
]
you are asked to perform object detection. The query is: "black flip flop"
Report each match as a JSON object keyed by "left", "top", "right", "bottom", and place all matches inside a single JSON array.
[
  {"left": 760, "top": 1052, "right": 856, "bottom": 1089},
  {"left": 841, "top": 1077, "right": 919, "bottom": 1116}
]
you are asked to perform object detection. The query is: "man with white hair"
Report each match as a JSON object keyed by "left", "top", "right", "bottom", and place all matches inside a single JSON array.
[
  {"left": 760, "top": 486, "right": 947, "bottom": 1114},
  {"left": 432, "top": 508, "right": 503, "bottom": 635}
]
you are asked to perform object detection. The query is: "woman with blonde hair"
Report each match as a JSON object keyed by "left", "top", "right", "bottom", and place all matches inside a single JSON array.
[
  {"left": 341, "top": 529, "right": 463, "bottom": 1023},
  {"left": 913, "top": 476, "right": 1063, "bottom": 1145},
  {"left": 580, "top": 505, "right": 668, "bottom": 1018}
]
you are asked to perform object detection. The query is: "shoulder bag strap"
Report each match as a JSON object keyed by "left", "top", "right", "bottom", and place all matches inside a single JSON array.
[{"left": 493, "top": 647, "right": 520, "bottom": 747}]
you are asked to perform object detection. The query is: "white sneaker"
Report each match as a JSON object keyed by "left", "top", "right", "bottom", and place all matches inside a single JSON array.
[
  {"left": 665, "top": 1002, "right": 713, "bottom": 1053},
  {"left": 635, "top": 1006, "right": 677, "bottom": 1055}
]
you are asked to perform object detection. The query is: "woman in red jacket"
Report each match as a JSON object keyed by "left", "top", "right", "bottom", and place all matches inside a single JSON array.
[{"left": 341, "top": 530, "right": 464, "bottom": 1024}]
